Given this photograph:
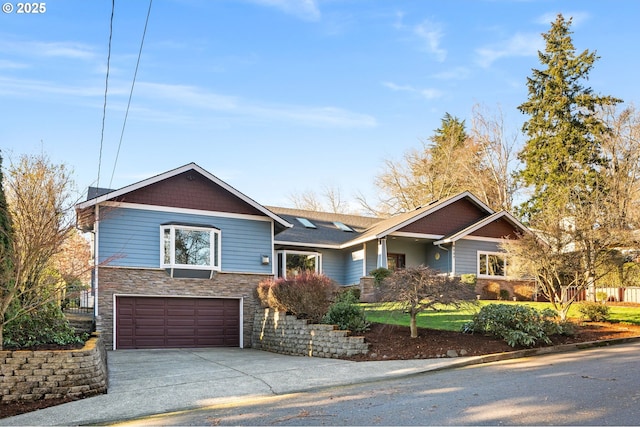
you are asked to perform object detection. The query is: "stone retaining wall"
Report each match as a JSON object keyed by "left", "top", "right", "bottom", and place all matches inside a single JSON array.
[
  {"left": 0, "top": 334, "right": 108, "bottom": 403},
  {"left": 252, "top": 308, "right": 369, "bottom": 358}
]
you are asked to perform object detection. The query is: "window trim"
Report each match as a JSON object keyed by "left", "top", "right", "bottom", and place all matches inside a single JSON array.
[
  {"left": 477, "top": 251, "right": 508, "bottom": 278},
  {"left": 160, "top": 224, "right": 221, "bottom": 272},
  {"left": 276, "top": 249, "right": 322, "bottom": 279}
]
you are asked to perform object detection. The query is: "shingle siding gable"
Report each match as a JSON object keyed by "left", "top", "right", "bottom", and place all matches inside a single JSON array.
[
  {"left": 469, "top": 217, "right": 520, "bottom": 239},
  {"left": 115, "top": 171, "right": 265, "bottom": 216},
  {"left": 398, "top": 198, "right": 489, "bottom": 236}
]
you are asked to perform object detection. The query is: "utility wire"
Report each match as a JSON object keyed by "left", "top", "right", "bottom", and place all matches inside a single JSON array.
[
  {"left": 109, "top": 0, "right": 153, "bottom": 188},
  {"left": 97, "top": 0, "right": 115, "bottom": 190}
]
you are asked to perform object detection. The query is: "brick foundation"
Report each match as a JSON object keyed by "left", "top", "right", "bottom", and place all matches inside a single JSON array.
[{"left": 96, "top": 267, "right": 269, "bottom": 349}]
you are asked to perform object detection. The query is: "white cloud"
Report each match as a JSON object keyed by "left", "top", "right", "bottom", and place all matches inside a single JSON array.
[
  {"left": 0, "top": 40, "right": 96, "bottom": 59},
  {"left": 431, "top": 67, "right": 471, "bottom": 80},
  {"left": 136, "top": 81, "right": 375, "bottom": 127},
  {"left": 383, "top": 81, "right": 443, "bottom": 100},
  {"left": 247, "top": 0, "right": 321, "bottom": 21},
  {"left": 414, "top": 19, "right": 447, "bottom": 62},
  {"left": 392, "top": 13, "right": 447, "bottom": 62},
  {"left": 0, "top": 60, "right": 28, "bottom": 69},
  {"left": 475, "top": 32, "right": 542, "bottom": 68}
]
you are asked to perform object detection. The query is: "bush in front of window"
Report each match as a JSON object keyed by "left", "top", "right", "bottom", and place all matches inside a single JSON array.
[{"left": 256, "top": 272, "right": 337, "bottom": 323}]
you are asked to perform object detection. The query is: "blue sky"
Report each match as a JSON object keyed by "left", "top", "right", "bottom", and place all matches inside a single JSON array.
[{"left": 1, "top": 0, "right": 639, "bottom": 210}]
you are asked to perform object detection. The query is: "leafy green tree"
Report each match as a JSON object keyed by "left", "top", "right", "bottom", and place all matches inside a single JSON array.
[
  {"left": 517, "top": 14, "right": 621, "bottom": 221},
  {"left": 371, "top": 114, "right": 479, "bottom": 215},
  {"left": 509, "top": 14, "right": 629, "bottom": 313}
]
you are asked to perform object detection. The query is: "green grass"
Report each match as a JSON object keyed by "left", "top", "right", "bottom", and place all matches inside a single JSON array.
[{"left": 363, "top": 300, "right": 640, "bottom": 331}]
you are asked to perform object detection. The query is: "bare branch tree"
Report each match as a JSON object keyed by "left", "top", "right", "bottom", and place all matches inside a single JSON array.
[
  {"left": 375, "top": 266, "right": 476, "bottom": 338},
  {"left": 470, "top": 103, "right": 520, "bottom": 212},
  {"left": 0, "top": 154, "right": 82, "bottom": 349}
]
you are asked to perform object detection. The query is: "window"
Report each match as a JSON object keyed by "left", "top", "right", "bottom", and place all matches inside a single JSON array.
[
  {"left": 333, "top": 221, "right": 353, "bottom": 232},
  {"left": 296, "top": 217, "right": 316, "bottom": 228},
  {"left": 276, "top": 250, "right": 321, "bottom": 278},
  {"left": 387, "top": 253, "right": 406, "bottom": 270},
  {"left": 478, "top": 252, "right": 507, "bottom": 278},
  {"left": 161, "top": 224, "right": 220, "bottom": 271}
]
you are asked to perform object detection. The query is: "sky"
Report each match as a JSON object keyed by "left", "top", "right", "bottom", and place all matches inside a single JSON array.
[{"left": 1, "top": 0, "right": 639, "bottom": 212}]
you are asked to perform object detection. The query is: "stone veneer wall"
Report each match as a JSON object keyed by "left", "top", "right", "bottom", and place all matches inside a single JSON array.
[
  {"left": 252, "top": 308, "right": 369, "bottom": 358},
  {"left": 97, "top": 267, "right": 268, "bottom": 349},
  {"left": 0, "top": 334, "right": 107, "bottom": 403},
  {"left": 359, "top": 276, "right": 376, "bottom": 303}
]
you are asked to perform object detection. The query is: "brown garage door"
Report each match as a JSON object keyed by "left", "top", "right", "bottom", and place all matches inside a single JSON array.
[{"left": 115, "top": 296, "right": 240, "bottom": 349}]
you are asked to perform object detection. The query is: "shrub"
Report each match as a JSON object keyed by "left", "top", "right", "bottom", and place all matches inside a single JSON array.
[
  {"left": 322, "top": 289, "right": 370, "bottom": 333},
  {"left": 3, "top": 303, "right": 88, "bottom": 348},
  {"left": 499, "top": 289, "right": 510, "bottom": 300},
  {"left": 513, "top": 284, "right": 534, "bottom": 301},
  {"left": 256, "top": 272, "right": 337, "bottom": 323},
  {"left": 460, "top": 274, "right": 477, "bottom": 285},
  {"left": 370, "top": 267, "right": 392, "bottom": 285},
  {"left": 595, "top": 291, "right": 608, "bottom": 303},
  {"left": 577, "top": 301, "right": 610, "bottom": 322},
  {"left": 462, "top": 303, "right": 569, "bottom": 348},
  {"left": 482, "top": 282, "right": 501, "bottom": 299}
]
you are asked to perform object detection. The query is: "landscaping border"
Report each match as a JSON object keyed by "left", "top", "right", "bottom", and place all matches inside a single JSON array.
[
  {"left": 252, "top": 308, "right": 369, "bottom": 358},
  {"left": 0, "top": 333, "right": 108, "bottom": 403}
]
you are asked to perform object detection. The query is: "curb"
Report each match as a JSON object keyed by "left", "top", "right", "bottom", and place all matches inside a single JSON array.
[{"left": 423, "top": 335, "right": 640, "bottom": 373}]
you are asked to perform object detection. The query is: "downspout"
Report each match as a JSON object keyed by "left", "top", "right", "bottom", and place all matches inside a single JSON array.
[{"left": 93, "top": 204, "right": 99, "bottom": 319}]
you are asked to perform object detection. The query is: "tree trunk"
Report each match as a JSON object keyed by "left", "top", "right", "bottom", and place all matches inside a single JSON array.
[
  {"left": 410, "top": 313, "right": 418, "bottom": 338},
  {"left": 0, "top": 322, "right": 3, "bottom": 351}
]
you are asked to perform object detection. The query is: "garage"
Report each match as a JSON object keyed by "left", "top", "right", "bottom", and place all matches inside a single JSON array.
[{"left": 115, "top": 296, "right": 241, "bottom": 349}]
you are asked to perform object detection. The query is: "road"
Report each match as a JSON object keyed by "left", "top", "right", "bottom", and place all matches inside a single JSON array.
[{"left": 115, "top": 341, "right": 640, "bottom": 426}]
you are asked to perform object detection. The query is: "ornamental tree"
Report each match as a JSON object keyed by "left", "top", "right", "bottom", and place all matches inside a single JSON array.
[{"left": 375, "top": 266, "right": 476, "bottom": 338}]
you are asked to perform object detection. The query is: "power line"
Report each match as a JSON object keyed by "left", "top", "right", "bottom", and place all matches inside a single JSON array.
[
  {"left": 97, "top": 0, "right": 115, "bottom": 189},
  {"left": 109, "top": 0, "right": 153, "bottom": 188}
]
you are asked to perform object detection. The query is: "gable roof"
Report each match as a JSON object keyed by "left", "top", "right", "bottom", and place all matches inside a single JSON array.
[
  {"left": 271, "top": 191, "right": 514, "bottom": 249},
  {"left": 76, "top": 163, "right": 292, "bottom": 230},
  {"left": 344, "top": 191, "right": 494, "bottom": 248},
  {"left": 433, "top": 210, "right": 530, "bottom": 245}
]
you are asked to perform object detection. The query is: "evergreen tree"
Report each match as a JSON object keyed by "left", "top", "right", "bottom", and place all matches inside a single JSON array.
[{"left": 517, "top": 14, "right": 621, "bottom": 221}]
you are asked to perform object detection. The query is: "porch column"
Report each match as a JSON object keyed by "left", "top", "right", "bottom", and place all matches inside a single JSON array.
[
  {"left": 451, "top": 241, "right": 456, "bottom": 276},
  {"left": 377, "top": 238, "right": 388, "bottom": 269}
]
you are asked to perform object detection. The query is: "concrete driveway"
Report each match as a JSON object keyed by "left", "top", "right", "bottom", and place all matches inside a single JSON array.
[{"left": 1, "top": 348, "right": 474, "bottom": 426}]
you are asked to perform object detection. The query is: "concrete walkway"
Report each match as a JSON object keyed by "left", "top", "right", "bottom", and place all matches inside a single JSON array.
[{"left": 2, "top": 337, "right": 639, "bottom": 426}]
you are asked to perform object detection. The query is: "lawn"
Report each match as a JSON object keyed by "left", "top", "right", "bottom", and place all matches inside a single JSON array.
[{"left": 363, "top": 300, "right": 640, "bottom": 331}]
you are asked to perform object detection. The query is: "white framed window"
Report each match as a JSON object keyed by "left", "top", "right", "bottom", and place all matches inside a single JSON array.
[
  {"left": 161, "top": 224, "right": 221, "bottom": 271},
  {"left": 478, "top": 251, "right": 507, "bottom": 278},
  {"left": 276, "top": 250, "right": 321, "bottom": 279}
]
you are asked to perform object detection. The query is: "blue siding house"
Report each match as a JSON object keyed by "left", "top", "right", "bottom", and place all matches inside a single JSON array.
[{"left": 76, "top": 163, "right": 529, "bottom": 350}]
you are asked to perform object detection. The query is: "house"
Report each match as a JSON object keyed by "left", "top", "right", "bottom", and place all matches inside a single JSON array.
[{"left": 76, "top": 162, "right": 530, "bottom": 350}]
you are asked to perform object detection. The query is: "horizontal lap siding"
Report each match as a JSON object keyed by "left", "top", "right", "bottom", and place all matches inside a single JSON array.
[
  {"left": 321, "top": 249, "right": 346, "bottom": 285},
  {"left": 345, "top": 247, "right": 364, "bottom": 286},
  {"left": 98, "top": 207, "right": 273, "bottom": 273},
  {"left": 455, "top": 239, "right": 503, "bottom": 275}
]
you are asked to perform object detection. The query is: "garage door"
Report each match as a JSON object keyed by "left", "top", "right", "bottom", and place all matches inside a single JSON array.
[{"left": 115, "top": 296, "right": 240, "bottom": 349}]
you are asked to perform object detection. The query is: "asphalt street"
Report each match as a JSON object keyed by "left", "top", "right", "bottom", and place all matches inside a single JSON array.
[{"left": 111, "top": 341, "right": 640, "bottom": 426}]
